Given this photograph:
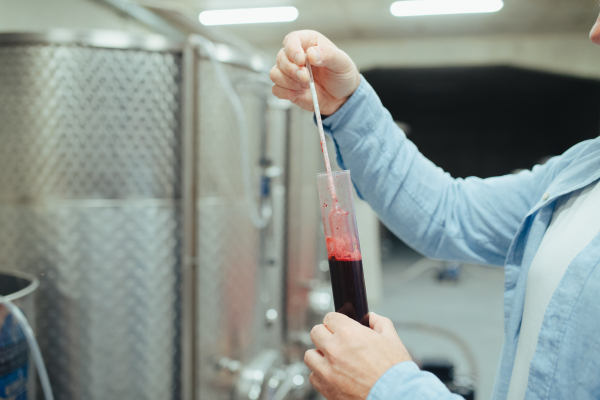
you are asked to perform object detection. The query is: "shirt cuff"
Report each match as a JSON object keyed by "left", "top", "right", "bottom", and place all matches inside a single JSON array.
[
  {"left": 367, "top": 361, "right": 457, "bottom": 400},
  {"left": 313, "top": 76, "right": 385, "bottom": 174},
  {"left": 321, "top": 75, "right": 385, "bottom": 145}
]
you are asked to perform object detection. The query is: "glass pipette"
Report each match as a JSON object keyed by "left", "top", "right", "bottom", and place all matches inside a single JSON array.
[
  {"left": 306, "top": 58, "right": 337, "bottom": 200},
  {"left": 306, "top": 57, "right": 351, "bottom": 240}
]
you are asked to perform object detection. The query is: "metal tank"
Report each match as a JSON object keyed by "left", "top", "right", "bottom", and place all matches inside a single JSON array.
[
  {"left": 0, "top": 30, "right": 185, "bottom": 400},
  {"left": 0, "top": 30, "right": 321, "bottom": 400},
  {"left": 192, "top": 39, "right": 293, "bottom": 400}
]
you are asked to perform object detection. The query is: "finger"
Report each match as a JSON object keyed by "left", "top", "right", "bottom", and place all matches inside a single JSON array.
[
  {"left": 283, "top": 30, "right": 320, "bottom": 66},
  {"left": 271, "top": 85, "right": 306, "bottom": 102},
  {"left": 269, "top": 65, "right": 308, "bottom": 90},
  {"left": 276, "top": 48, "right": 304, "bottom": 82},
  {"left": 310, "top": 324, "right": 333, "bottom": 351},
  {"left": 309, "top": 372, "right": 325, "bottom": 394},
  {"left": 271, "top": 86, "right": 314, "bottom": 111},
  {"left": 369, "top": 312, "right": 396, "bottom": 335},
  {"left": 306, "top": 45, "right": 354, "bottom": 73},
  {"left": 309, "top": 372, "right": 332, "bottom": 398},
  {"left": 323, "top": 312, "right": 356, "bottom": 334},
  {"left": 304, "top": 349, "right": 327, "bottom": 373}
]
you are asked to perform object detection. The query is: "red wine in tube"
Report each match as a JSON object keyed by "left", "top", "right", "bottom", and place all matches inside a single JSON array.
[{"left": 328, "top": 257, "right": 370, "bottom": 326}]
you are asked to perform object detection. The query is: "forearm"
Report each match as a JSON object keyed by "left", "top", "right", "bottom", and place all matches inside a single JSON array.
[
  {"left": 368, "top": 362, "right": 463, "bottom": 400},
  {"left": 321, "top": 77, "right": 541, "bottom": 266}
]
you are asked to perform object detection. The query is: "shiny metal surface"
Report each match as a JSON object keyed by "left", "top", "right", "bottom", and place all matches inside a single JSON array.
[
  {"left": 0, "top": 29, "right": 183, "bottom": 51},
  {"left": 91, "top": 0, "right": 186, "bottom": 40},
  {"left": 0, "top": 206, "right": 182, "bottom": 399},
  {"left": 0, "top": 30, "right": 269, "bottom": 73},
  {"left": 180, "top": 42, "right": 198, "bottom": 400},
  {"left": 271, "top": 362, "right": 312, "bottom": 400},
  {"left": 92, "top": 0, "right": 270, "bottom": 61},
  {"left": 0, "top": 42, "right": 183, "bottom": 201},
  {"left": 195, "top": 53, "right": 289, "bottom": 399},
  {"left": 234, "top": 349, "right": 281, "bottom": 400},
  {"left": 0, "top": 29, "right": 320, "bottom": 400},
  {"left": 0, "top": 36, "right": 184, "bottom": 399},
  {"left": 196, "top": 41, "right": 271, "bottom": 74},
  {"left": 284, "top": 108, "right": 323, "bottom": 340},
  {"left": 0, "top": 270, "right": 39, "bottom": 302}
]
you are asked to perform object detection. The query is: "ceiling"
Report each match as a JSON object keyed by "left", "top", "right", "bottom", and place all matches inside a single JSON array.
[{"left": 147, "top": 0, "right": 600, "bottom": 47}]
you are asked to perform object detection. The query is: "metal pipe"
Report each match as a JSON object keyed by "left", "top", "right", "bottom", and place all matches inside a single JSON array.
[
  {"left": 181, "top": 40, "right": 200, "bottom": 400},
  {"left": 281, "top": 106, "right": 293, "bottom": 345},
  {"left": 89, "top": 0, "right": 185, "bottom": 39}
]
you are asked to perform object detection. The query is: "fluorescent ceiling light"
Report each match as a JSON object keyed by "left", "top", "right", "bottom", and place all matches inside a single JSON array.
[
  {"left": 199, "top": 6, "right": 299, "bottom": 26},
  {"left": 390, "top": 0, "right": 503, "bottom": 17}
]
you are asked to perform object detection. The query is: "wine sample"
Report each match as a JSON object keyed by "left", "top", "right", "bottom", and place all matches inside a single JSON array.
[
  {"left": 328, "top": 258, "right": 369, "bottom": 326},
  {"left": 317, "top": 170, "right": 369, "bottom": 326}
]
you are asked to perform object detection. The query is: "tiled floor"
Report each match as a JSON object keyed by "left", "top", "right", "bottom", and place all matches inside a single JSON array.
[{"left": 373, "top": 246, "right": 506, "bottom": 400}]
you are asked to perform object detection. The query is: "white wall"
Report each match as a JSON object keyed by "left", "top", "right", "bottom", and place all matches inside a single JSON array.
[
  {"left": 341, "top": 33, "right": 600, "bottom": 80},
  {"left": 0, "top": 0, "right": 153, "bottom": 33}
]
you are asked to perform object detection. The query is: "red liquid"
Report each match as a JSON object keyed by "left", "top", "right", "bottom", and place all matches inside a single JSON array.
[{"left": 328, "top": 257, "right": 370, "bottom": 326}]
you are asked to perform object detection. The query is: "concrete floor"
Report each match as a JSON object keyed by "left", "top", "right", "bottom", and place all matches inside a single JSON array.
[{"left": 373, "top": 246, "right": 506, "bottom": 400}]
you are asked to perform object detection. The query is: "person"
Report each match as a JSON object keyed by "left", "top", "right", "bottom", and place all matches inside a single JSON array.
[{"left": 269, "top": 11, "right": 600, "bottom": 400}]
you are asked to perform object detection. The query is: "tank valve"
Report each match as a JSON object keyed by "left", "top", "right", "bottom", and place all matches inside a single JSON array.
[{"left": 265, "top": 309, "right": 279, "bottom": 325}]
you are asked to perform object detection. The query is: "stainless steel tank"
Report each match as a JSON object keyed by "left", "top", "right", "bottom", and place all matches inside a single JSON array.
[
  {"left": 192, "top": 40, "right": 290, "bottom": 400},
  {"left": 0, "top": 30, "right": 185, "bottom": 400},
  {"left": 0, "top": 30, "right": 321, "bottom": 400}
]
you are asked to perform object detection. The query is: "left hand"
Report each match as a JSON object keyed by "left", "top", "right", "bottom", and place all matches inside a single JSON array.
[{"left": 304, "top": 312, "right": 412, "bottom": 400}]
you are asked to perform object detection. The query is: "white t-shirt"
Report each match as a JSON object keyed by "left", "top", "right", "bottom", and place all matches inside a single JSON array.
[{"left": 507, "top": 180, "right": 600, "bottom": 400}]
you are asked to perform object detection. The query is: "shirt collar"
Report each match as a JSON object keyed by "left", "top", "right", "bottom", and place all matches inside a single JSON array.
[{"left": 528, "top": 137, "right": 600, "bottom": 218}]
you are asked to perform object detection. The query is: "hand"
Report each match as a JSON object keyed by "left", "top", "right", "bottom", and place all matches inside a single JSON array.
[
  {"left": 304, "top": 312, "right": 412, "bottom": 400},
  {"left": 270, "top": 30, "right": 361, "bottom": 115},
  {"left": 591, "top": 11, "right": 600, "bottom": 44}
]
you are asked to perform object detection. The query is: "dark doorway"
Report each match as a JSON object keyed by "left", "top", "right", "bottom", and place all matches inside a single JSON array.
[{"left": 362, "top": 65, "right": 600, "bottom": 179}]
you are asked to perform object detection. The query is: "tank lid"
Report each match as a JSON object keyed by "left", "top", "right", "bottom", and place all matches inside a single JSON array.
[
  {"left": 0, "top": 270, "right": 39, "bottom": 302},
  {"left": 0, "top": 29, "right": 184, "bottom": 52}
]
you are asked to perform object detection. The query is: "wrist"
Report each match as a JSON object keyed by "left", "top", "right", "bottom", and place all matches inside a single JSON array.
[
  {"left": 323, "top": 74, "right": 362, "bottom": 116},
  {"left": 321, "top": 97, "right": 348, "bottom": 116}
]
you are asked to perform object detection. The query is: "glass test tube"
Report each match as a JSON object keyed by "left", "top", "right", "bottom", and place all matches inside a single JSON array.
[{"left": 317, "top": 170, "right": 369, "bottom": 326}]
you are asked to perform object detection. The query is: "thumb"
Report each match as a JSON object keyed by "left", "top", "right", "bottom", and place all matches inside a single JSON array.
[
  {"left": 283, "top": 30, "right": 319, "bottom": 66},
  {"left": 369, "top": 312, "right": 396, "bottom": 336},
  {"left": 307, "top": 45, "right": 355, "bottom": 74}
]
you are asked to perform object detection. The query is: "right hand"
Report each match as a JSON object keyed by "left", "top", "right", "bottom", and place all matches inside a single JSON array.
[
  {"left": 305, "top": 312, "right": 412, "bottom": 400},
  {"left": 270, "top": 30, "right": 361, "bottom": 115}
]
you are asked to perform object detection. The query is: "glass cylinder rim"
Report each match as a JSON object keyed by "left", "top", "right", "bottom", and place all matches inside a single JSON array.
[{"left": 316, "top": 170, "right": 350, "bottom": 178}]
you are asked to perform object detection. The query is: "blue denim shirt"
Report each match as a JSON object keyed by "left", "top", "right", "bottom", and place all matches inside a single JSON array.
[{"left": 321, "top": 77, "right": 600, "bottom": 400}]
